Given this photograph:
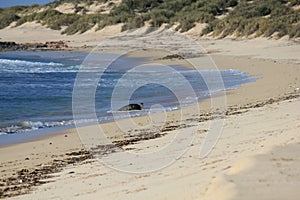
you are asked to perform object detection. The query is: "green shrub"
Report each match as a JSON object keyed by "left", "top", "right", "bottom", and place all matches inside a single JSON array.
[
  {"left": 63, "top": 14, "right": 102, "bottom": 34},
  {"left": 0, "top": 6, "right": 28, "bottom": 28},
  {"left": 149, "top": 9, "right": 174, "bottom": 27},
  {"left": 288, "top": 0, "right": 300, "bottom": 6},
  {"left": 289, "top": 23, "right": 300, "bottom": 38},
  {"left": 48, "top": 0, "right": 108, "bottom": 7},
  {"left": 121, "top": 15, "right": 149, "bottom": 31},
  {"left": 0, "top": 10, "right": 20, "bottom": 29},
  {"left": 0, "top": 0, "right": 299, "bottom": 38},
  {"left": 204, "top": 0, "right": 300, "bottom": 38},
  {"left": 15, "top": 9, "right": 80, "bottom": 31}
]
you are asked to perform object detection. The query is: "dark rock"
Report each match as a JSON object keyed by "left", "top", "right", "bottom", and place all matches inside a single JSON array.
[{"left": 160, "top": 54, "right": 184, "bottom": 60}]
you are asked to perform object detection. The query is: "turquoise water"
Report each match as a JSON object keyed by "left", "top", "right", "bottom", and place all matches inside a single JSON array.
[{"left": 0, "top": 51, "right": 255, "bottom": 137}]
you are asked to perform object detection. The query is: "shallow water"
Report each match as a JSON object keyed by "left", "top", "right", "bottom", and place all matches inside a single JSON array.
[{"left": 0, "top": 51, "right": 255, "bottom": 137}]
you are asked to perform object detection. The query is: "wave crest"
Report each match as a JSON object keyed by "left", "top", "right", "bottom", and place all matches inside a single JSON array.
[{"left": 0, "top": 58, "right": 81, "bottom": 73}]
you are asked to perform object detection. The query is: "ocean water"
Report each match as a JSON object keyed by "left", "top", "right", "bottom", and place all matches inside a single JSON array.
[{"left": 0, "top": 51, "right": 255, "bottom": 137}]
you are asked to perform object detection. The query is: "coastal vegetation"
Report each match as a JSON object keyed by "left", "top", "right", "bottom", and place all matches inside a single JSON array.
[{"left": 0, "top": 0, "right": 299, "bottom": 38}]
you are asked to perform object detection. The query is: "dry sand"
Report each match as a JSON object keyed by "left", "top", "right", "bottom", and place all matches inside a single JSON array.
[
  {"left": 0, "top": 26, "right": 300, "bottom": 199},
  {"left": 0, "top": 22, "right": 123, "bottom": 48},
  {"left": 2, "top": 93, "right": 300, "bottom": 200}
]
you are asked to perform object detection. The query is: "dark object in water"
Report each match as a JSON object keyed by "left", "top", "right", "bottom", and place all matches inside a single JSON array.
[{"left": 118, "top": 103, "right": 144, "bottom": 111}]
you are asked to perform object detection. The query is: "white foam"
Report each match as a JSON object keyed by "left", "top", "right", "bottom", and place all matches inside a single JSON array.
[
  {"left": 0, "top": 58, "right": 63, "bottom": 67},
  {"left": 0, "top": 132, "right": 7, "bottom": 136},
  {"left": 0, "top": 58, "right": 81, "bottom": 73}
]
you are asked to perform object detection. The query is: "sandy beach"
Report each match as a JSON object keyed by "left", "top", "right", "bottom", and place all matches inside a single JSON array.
[{"left": 0, "top": 25, "right": 300, "bottom": 199}]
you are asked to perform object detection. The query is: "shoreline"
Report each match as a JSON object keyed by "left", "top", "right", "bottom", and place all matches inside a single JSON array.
[{"left": 0, "top": 49, "right": 254, "bottom": 145}]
